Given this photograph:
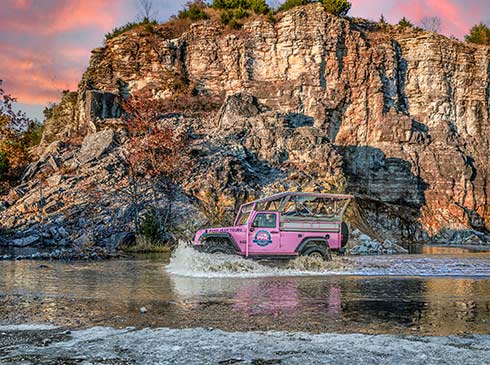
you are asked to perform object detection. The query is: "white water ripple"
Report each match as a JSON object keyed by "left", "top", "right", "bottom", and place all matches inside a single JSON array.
[{"left": 166, "top": 243, "right": 490, "bottom": 278}]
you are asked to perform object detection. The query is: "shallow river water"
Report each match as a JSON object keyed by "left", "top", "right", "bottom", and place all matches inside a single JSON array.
[{"left": 1, "top": 244, "right": 490, "bottom": 336}]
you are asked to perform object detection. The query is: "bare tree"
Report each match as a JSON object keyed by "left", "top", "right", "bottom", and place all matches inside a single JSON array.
[
  {"left": 421, "top": 16, "right": 442, "bottom": 33},
  {"left": 137, "top": 0, "right": 157, "bottom": 21}
]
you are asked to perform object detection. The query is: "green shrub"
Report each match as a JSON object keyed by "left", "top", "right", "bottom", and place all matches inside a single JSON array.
[
  {"left": 220, "top": 9, "right": 234, "bottom": 24},
  {"left": 141, "top": 209, "right": 162, "bottom": 243},
  {"left": 249, "top": 0, "right": 269, "bottom": 14},
  {"left": 0, "top": 152, "right": 8, "bottom": 176},
  {"left": 212, "top": 0, "right": 238, "bottom": 9},
  {"left": 212, "top": 0, "right": 269, "bottom": 27},
  {"left": 398, "top": 17, "right": 413, "bottom": 28},
  {"left": 178, "top": 0, "right": 210, "bottom": 21},
  {"left": 24, "top": 122, "right": 44, "bottom": 147},
  {"left": 278, "top": 0, "right": 308, "bottom": 12},
  {"left": 104, "top": 17, "right": 158, "bottom": 43},
  {"left": 465, "top": 23, "right": 490, "bottom": 46},
  {"left": 234, "top": 7, "right": 249, "bottom": 19},
  {"left": 322, "top": 0, "right": 351, "bottom": 16},
  {"left": 228, "top": 18, "right": 242, "bottom": 29},
  {"left": 277, "top": 0, "right": 351, "bottom": 16},
  {"left": 267, "top": 10, "right": 276, "bottom": 23}
]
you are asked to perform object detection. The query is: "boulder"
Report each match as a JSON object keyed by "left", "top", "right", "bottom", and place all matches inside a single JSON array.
[
  {"left": 77, "top": 129, "right": 115, "bottom": 164},
  {"left": 215, "top": 93, "right": 262, "bottom": 129},
  {"left": 73, "top": 234, "right": 91, "bottom": 248},
  {"left": 10, "top": 235, "right": 40, "bottom": 247},
  {"left": 348, "top": 229, "right": 408, "bottom": 255}
]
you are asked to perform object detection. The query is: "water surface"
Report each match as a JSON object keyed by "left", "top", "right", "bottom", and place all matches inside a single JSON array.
[{"left": 1, "top": 246, "right": 490, "bottom": 335}]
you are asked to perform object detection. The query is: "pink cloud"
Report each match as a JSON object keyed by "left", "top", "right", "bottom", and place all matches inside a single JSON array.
[
  {"left": 44, "top": 1, "right": 121, "bottom": 34},
  {"left": 1, "top": 0, "right": 122, "bottom": 35},
  {"left": 350, "top": 0, "right": 488, "bottom": 38},
  {"left": 0, "top": 0, "right": 132, "bottom": 107},
  {"left": 0, "top": 0, "right": 187, "bottom": 115},
  {"left": 0, "top": 0, "right": 487, "bottom": 120}
]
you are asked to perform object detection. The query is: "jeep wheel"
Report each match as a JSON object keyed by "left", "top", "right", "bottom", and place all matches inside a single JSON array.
[
  {"left": 203, "top": 238, "right": 235, "bottom": 255},
  {"left": 302, "top": 245, "right": 332, "bottom": 261},
  {"left": 307, "top": 250, "right": 324, "bottom": 259}
]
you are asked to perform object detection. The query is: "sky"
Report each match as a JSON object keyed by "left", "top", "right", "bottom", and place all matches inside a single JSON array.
[{"left": 0, "top": 0, "right": 488, "bottom": 121}]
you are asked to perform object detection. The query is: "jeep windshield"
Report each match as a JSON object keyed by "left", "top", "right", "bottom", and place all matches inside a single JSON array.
[{"left": 235, "top": 203, "right": 253, "bottom": 225}]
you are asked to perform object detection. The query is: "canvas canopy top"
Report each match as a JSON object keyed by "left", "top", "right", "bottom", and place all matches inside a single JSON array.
[{"left": 234, "top": 192, "right": 354, "bottom": 224}]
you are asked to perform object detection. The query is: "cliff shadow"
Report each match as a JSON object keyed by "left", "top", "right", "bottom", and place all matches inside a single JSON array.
[{"left": 338, "top": 145, "right": 429, "bottom": 242}]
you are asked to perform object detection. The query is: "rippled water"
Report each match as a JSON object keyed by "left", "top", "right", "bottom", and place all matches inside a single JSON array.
[
  {"left": 168, "top": 243, "right": 490, "bottom": 277},
  {"left": 1, "top": 244, "right": 490, "bottom": 335}
]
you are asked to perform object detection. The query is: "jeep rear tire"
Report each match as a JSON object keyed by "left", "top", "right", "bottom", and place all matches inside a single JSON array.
[
  {"left": 202, "top": 238, "right": 235, "bottom": 255},
  {"left": 302, "top": 244, "right": 332, "bottom": 261}
]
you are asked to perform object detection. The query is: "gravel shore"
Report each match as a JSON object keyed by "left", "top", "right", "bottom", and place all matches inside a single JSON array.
[{"left": 1, "top": 325, "right": 490, "bottom": 365}]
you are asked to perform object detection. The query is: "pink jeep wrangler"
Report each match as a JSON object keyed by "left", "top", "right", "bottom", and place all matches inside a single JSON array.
[{"left": 193, "top": 192, "right": 353, "bottom": 260}]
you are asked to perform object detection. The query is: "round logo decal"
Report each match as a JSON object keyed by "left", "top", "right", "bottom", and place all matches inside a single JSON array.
[{"left": 253, "top": 230, "right": 273, "bottom": 247}]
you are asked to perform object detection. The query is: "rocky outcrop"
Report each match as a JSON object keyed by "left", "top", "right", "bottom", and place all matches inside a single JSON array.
[
  {"left": 77, "top": 129, "right": 115, "bottom": 164},
  {"left": 348, "top": 229, "right": 409, "bottom": 255},
  {"left": 3, "top": 3, "right": 490, "bottom": 250}
]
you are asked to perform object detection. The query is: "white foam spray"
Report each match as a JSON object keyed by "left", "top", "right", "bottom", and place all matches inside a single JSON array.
[{"left": 166, "top": 242, "right": 490, "bottom": 278}]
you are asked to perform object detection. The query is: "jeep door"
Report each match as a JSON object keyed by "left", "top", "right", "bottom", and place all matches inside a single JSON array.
[{"left": 247, "top": 212, "right": 281, "bottom": 254}]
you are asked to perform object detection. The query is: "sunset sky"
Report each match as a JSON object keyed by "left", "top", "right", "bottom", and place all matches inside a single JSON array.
[{"left": 1, "top": 0, "right": 488, "bottom": 121}]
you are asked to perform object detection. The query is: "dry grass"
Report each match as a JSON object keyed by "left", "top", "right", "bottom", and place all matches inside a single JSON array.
[{"left": 121, "top": 235, "right": 171, "bottom": 253}]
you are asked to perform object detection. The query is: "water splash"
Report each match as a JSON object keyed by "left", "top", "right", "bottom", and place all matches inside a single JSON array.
[
  {"left": 286, "top": 255, "right": 353, "bottom": 272},
  {"left": 166, "top": 243, "right": 344, "bottom": 278},
  {"left": 166, "top": 242, "right": 490, "bottom": 278}
]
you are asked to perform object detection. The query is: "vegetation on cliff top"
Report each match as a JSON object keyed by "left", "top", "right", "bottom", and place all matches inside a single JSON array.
[
  {"left": 465, "top": 23, "right": 490, "bottom": 46},
  {"left": 178, "top": 0, "right": 209, "bottom": 21},
  {"left": 177, "top": 0, "right": 352, "bottom": 30},
  {"left": 278, "top": 0, "right": 351, "bottom": 16},
  {"left": 105, "top": 0, "right": 354, "bottom": 39},
  {"left": 104, "top": 17, "right": 157, "bottom": 43}
]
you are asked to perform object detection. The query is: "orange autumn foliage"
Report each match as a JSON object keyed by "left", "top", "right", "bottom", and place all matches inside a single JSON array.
[
  {"left": 121, "top": 90, "right": 191, "bottom": 182},
  {"left": 0, "top": 80, "right": 40, "bottom": 191}
]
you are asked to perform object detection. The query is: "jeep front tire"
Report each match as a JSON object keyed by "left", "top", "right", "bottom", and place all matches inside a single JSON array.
[{"left": 202, "top": 238, "right": 235, "bottom": 255}]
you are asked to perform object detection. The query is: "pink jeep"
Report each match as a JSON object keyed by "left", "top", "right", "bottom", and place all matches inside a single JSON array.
[{"left": 193, "top": 192, "right": 353, "bottom": 260}]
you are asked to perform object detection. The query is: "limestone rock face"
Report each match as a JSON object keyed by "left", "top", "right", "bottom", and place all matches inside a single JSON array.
[{"left": 26, "top": 4, "right": 490, "bottom": 242}]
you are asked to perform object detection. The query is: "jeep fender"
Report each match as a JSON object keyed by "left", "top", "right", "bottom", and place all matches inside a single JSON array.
[
  {"left": 295, "top": 237, "right": 330, "bottom": 253},
  {"left": 199, "top": 232, "right": 240, "bottom": 252}
]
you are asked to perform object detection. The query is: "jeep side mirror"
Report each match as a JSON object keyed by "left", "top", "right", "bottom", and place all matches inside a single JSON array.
[{"left": 249, "top": 227, "right": 255, "bottom": 232}]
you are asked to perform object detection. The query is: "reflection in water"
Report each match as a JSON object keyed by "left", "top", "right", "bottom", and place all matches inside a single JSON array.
[
  {"left": 1, "top": 254, "right": 490, "bottom": 335},
  {"left": 232, "top": 280, "right": 299, "bottom": 314},
  {"left": 422, "top": 245, "right": 490, "bottom": 254},
  {"left": 406, "top": 244, "right": 490, "bottom": 255},
  {"left": 171, "top": 276, "right": 343, "bottom": 316}
]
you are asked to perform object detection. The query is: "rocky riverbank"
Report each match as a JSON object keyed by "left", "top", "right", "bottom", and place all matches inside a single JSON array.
[{"left": 1, "top": 325, "right": 490, "bottom": 365}]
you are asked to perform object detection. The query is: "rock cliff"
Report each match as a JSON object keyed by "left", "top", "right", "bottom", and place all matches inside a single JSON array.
[{"left": 2, "top": 3, "right": 490, "bottom": 252}]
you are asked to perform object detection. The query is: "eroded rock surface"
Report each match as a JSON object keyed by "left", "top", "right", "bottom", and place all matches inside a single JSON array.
[{"left": 2, "top": 3, "right": 490, "bottom": 251}]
